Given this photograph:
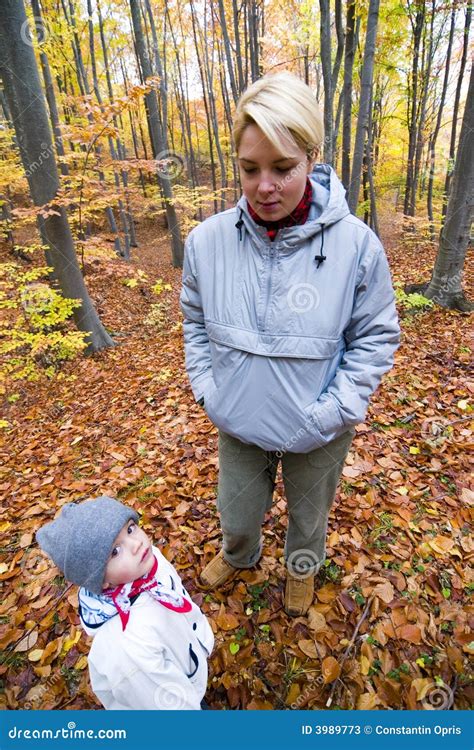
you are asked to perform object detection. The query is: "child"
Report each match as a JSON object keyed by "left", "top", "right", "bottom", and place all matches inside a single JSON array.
[{"left": 36, "top": 495, "right": 214, "bottom": 710}]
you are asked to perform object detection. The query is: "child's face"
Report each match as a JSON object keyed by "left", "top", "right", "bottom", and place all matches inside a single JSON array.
[{"left": 103, "top": 520, "right": 154, "bottom": 589}]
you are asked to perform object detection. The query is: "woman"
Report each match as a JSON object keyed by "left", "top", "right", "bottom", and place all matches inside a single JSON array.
[{"left": 180, "top": 72, "right": 399, "bottom": 616}]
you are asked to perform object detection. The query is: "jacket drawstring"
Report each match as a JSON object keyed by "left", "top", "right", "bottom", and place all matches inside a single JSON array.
[
  {"left": 235, "top": 208, "right": 244, "bottom": 241},
  {"left": 315, "top": 224, "right": 326, "bottom": 268}
]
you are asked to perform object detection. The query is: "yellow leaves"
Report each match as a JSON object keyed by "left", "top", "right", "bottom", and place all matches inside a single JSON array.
[
  {"left": 61, "top": 630, "right": 81, "bottom": 656},
  {"left": 360, "top": 655, "right": 371, "bottom": 676},
  {"left": 75, "top": 655, "right": 88, "bottom": 671},
  {"left": 123, "top": 269, "right": 148, "bottom": 288},
  {"left": 28, "top": 649, "right": 44, "bottom": 662},
  {"left": 152, "top": 278, "right": 172, "bottom": 296},
  {"left": 409, "top": 446, "right": 420, "bottom": 454},
  {"left": 396, "top": 486, "right": 409, "bottom": 496},
  {"left": 123, "top": 277, "right": 138, "bottom": 288},
  {"left": 427, "top": 535, "right": 462, "bottom": 558}
]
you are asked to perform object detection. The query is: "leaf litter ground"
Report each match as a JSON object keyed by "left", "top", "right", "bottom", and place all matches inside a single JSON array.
[{"left": 0, "top": 214, "right": 472, "bottom": 710}]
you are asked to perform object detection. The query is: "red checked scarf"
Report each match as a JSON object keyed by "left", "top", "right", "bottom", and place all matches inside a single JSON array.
[
  {"left": 103, "top": 554, "right": 192, "bottom": 631},
  {"left": 247, "top": 178, "right": 312, "bottom": 241}
]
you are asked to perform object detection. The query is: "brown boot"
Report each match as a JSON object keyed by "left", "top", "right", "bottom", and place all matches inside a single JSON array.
[
  {"left": 284, "top": 571, "right": 315, "bottom": 616},
  {"left": 200, "top": 549, "right": 237, "bottom": 589}
]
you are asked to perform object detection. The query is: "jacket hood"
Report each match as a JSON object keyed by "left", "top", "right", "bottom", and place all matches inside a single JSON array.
[{"left": 235, "top": 164, "right": 351, "bottom": 248}]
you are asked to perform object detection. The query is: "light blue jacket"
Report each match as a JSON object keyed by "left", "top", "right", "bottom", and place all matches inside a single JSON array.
[{"left": 180, "top": 165, "right": 400, "bottom": 453}]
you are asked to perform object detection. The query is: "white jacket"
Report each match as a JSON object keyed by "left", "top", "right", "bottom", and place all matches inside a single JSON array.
[{"left": 80, "top": 548, "right": 214, "bottom": 710}]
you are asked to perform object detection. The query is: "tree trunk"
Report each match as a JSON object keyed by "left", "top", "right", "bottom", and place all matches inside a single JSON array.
[
  {"left": 427, "top": 4, "right": 455, "bottom": 240},
  {"left": 423, "top": 65, "right": 473, "bottom": 311},
  {"left": 319, "top": 0, "right": 334, "bottom": 165},
  {"left": 347, "top": 0, "right": 380, "bottom": 213},
  {"left": 410, "top": 0, "right": 435, "bottom": 216},
  {"left": 341, "top": 0, "right": 356, "bottom": 189},
  {"left": 189, "top": 0, "right": 218, "bottom": 212},
  {"left": 129, "top": 0, "right": 183, "bottom": 267},
  {"left": 232, "top": 0, "right": 245, "bottom": 93},
  {"left": 218, "top": 0, "right": 238, "bottom": 104},
  {"left": 442, "top": 3, "right": 471, "bottom": 221},
  {"left": 0, "top": 0, "right": 114, "bottom": 352},
  {"left": 403, "top": 0, "right": 425, "bottom": 216}
]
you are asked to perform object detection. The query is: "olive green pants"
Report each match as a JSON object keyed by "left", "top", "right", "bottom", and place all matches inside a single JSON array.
[{"left": 216, "top": 429, "right": 354, "bottom": 574}]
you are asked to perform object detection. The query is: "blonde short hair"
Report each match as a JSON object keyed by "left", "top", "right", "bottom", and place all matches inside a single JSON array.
[{"left": 232, "top": 72, "right": 324, "bottom": 159}]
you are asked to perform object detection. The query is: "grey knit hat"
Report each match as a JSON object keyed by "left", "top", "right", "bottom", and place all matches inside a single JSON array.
[{"left": 36, "top": 496, "right": 139, "bottom": 594}]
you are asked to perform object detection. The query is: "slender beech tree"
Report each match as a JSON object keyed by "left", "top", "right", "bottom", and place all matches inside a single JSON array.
[
  {"left": 347, "top": 0, "right": 380, "bottom": 214},
  {"left": 0, "top": 0, "right": 114, "bottom": 352},
  {"left": 341, "top": 0, "right": 357, "bottom": 189},
  {"left": 426, "top": 4, "right": 455, "bottom": 239},
  {"left": 319, "top": 0, "right": 335, "bottom": 164},
  {"left": 129, "top": 0, "right": 183, "bottom": 267},
  {"left": 403, "top": 0, "right": 425, "bottom": 217},
  {"left": 442, "top": 3, "right": 471, "bottom": 221}
]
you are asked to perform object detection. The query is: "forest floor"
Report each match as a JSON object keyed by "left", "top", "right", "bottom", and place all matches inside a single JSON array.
[{"left": 0, "top": 209, "right": 472, "bottom": 711}]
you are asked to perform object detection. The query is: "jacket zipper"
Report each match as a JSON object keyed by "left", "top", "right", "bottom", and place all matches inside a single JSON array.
[{"left": 263, "top": 245, "right": 276, "bottom": 332}]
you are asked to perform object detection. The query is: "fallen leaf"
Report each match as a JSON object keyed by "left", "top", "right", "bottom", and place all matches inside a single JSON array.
[
  {"left": 298, "top": 639, "right": 319, "bottom": 659},
  {"left": 398, "top": 624, "right": 422, "bottom": 644},
  {"left": 373, "top": 580, "right": 395, "bottom": 604},
  {"left": 14, "top": 630, "right": 38, "bottom": 652},
  {"left": 307, "top": 608, "right": 326, "bottom": 633},
  {"left": 356, "top": 692, "right": 378, "bottom": 709},
  {"left": 321, "top": 656, "right": 341, "bottom": 684},
  {"left": 28, "top": 649, "right": 44, "bottom": 662}
]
